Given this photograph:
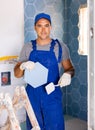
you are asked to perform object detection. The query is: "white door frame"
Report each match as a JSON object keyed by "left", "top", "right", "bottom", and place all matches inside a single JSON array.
[{"left": 88, "top": 0, "right": 95, "bottom": 129}]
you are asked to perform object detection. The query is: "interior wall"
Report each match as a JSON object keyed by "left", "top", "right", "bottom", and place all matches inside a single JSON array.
[
  {"left": 0, "top": 0, "right": 24, "bottom": 57},
  {"left": 63, "top": 0, "right": 87, "bottom": 121}
]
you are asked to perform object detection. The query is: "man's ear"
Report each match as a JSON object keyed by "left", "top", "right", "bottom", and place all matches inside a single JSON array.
[{"left": 34, "top": 25, "right": 36, "bottom": 31}]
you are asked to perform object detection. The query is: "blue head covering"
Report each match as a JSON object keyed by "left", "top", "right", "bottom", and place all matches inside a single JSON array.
[{"left": 34, "top": 13, "right": 51, "bottom": 25}]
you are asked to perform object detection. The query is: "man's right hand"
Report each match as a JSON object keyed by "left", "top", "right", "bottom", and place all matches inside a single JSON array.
[{"left": 20, "top": 61, "right": 35, "bottom": 71}]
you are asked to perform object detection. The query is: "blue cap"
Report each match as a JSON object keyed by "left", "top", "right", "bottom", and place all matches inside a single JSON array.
[{"left": 34, "top": 13, "right": 51, "bottom": 25}]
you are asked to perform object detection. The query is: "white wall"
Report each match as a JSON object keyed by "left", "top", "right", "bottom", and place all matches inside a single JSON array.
[
  {"left": 0, "top": 0, "right": 24, "bottom": 57},
  {"left": 0, "top": 0, "right": 25, "bottom": 126}
]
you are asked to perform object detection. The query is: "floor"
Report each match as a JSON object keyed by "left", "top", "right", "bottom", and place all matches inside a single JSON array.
[
  {"left": 65, "top": 115, "right": 87, "bottom": 130},
  {"left": 20, "top": 115, "right": 87, "bottom": 130}
]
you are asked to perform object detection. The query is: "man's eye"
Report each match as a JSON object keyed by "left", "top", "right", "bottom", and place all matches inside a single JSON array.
[
  {"left": 45, "top": 24, "right": 50, "bottom": 27},
  {"left": 36, "top": 24, "right": 50, "bottom": 28}
]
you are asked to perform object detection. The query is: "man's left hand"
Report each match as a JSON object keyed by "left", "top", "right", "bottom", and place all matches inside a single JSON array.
[{"left": 58, "top": 73, "right": 71, "bottom": 87}]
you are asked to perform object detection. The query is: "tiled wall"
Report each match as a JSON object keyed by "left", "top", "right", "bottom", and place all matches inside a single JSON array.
[
  {"left": 63, "top": 0, "right": 87, "bottom": 121},
  {"left": 24, "top": 0, "right": 87, "bottom": 121}
]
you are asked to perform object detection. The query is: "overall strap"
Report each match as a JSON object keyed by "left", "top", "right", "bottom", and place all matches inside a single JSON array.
[
  {"left": 55, "top": 39, "right": 62, "bottom": 63},
  {"left": 50, "top": 39, "right": 56, "bottom": 51},
  {"left": 31, "top": 39, "right": 62, "bottom": 63},
  {"left": 31, "top": 40, "right": 36, "bottom": 50}
]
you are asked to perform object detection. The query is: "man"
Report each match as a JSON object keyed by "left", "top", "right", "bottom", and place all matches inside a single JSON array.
[{"left": 14, "top": 13, "right": 75, "bottom": 130}]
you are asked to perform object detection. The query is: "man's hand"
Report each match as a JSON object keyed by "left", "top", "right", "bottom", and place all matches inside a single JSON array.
[
  {"left": 20, "top": 61, "right": 35, "bottom": 71},
  {"left": 58, "top": 73, "right": 71, "bottom": 87}
]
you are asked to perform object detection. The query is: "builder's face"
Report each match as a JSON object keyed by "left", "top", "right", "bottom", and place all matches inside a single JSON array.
[{"left": 35, "top": 18, "right": 51, "bottom": 40}]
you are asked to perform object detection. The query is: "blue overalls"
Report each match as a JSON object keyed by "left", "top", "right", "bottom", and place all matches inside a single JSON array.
[{"left": 26, "top": 39, "right": 65, "bottom": 130}]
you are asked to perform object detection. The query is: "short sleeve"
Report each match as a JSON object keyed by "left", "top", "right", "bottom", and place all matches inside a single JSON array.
[
  {"left": 61, "top": 43, "right": 70, "bottom": 61},
  {"left": 19, "top": 42, "right": 32, "bottom": 62}
]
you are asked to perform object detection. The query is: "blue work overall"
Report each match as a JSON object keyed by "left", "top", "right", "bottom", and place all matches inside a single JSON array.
[{"left": 26, "top": 39, "right": 65, "bottom": 130}]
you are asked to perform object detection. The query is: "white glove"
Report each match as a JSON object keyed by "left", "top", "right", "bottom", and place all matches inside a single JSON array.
[
  {"left": 20, "top": 61, "right": 35, "bottom": 71},
  {"left": 58, "top": 73, "right": 71, "bottom": 87}
]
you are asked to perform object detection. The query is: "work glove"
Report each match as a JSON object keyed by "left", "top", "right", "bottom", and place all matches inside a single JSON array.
[
  {"left": 20, "top": 61, "right": 35, "bottom": 71},
  {"left": 58, "top": 73, "right": 71, "bottom": 87}
]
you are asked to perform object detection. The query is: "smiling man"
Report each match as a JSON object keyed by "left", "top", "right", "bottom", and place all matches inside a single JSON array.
[{"left": 14, "top": 13, "right": 75, "bottom": 130}]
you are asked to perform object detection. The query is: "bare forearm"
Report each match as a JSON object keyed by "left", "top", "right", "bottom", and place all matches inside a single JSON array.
[
  {"left": 14, "top": 62, "right": 24, "bottom": 78},
  {"left": 64, "top": 66, "right": 75, "bottom": 77},
  {"left": 62, "top": 59, "right": 75, "bottom": 78}
]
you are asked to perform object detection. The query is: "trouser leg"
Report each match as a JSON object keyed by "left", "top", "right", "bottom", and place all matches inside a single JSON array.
[{"left": 42, "top": 88, "right": 65, "bottom": 130}]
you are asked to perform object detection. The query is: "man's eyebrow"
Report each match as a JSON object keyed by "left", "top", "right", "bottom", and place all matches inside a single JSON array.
[{"left": 36, "top": 23, "right": 50, "bottom": 26}]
